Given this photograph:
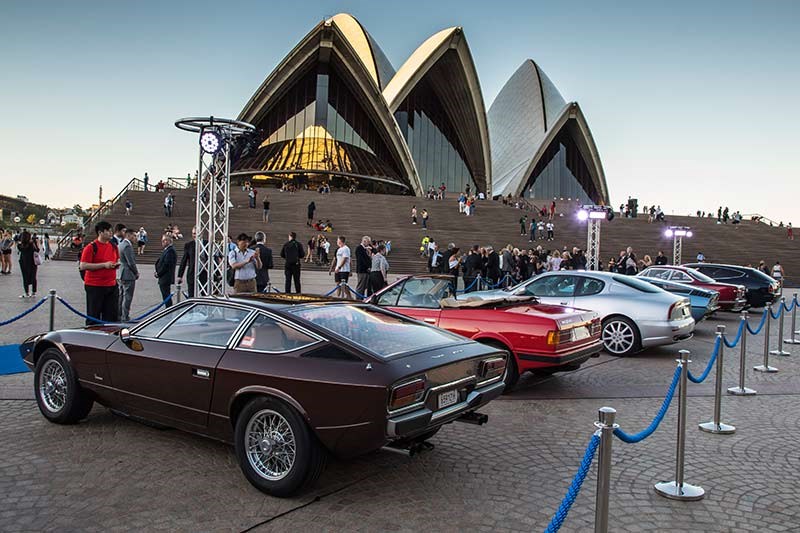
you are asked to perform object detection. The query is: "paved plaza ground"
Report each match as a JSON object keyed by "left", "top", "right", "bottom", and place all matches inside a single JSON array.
[{"left": 1, "top": 262, "right": 799, "bottom": 531}]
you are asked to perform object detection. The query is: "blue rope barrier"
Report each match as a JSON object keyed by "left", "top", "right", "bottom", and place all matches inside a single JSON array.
[
  {"left": 747, "top": 309, "right": 768, "bottom": 335},
  {"left": 543, "top": 433, "right": 601, "bottom": 533},
  {"left": 783, "top": 298, "right": 796, "bottom": 313},
  {"left": 272, "top": 287, "right": 281, "bottom": 293},
  {"left": 323, "top": 286, "right": 338, "bottom": 297},
  {"left": 456, "top": 277, "right": 480, "bottom": 293},
  {"left": 723, "top": 320, "right": 745, "bottom": 348},
  {"left": 688, "top": 337, "right": 720, "bottom": 383},
  {"left": 613, "top": 365, "right": 681, "bottom": 443},
  {"left": 345, "top": 285, "right": 366, "bottom": 299},
  {"left": 0, "top": 297, "right": 48, "bottom": 327},
  {"left": 131, "top": 294, "right": 173, "bottom": 321},
  {"left": 56, "top": 296, "right": 110, "bottom": 325},
  {"left": 769, "top": 305, "right": 782, "bottom": 320}
]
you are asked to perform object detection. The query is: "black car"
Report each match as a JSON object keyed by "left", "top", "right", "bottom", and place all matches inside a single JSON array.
[{"left": 683, "top": 263, "right": 780, "bottom": 308}]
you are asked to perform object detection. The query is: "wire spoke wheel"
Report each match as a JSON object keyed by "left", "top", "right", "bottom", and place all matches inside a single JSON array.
[
  {"left": 602, "top": 320, "right": 635, "bottom": 355},
  {"left": 39, "top": 359, "right": 68, "bottom": 413},
  {"left": 245, "top": 409, "right": 297, "bottom": 481}
]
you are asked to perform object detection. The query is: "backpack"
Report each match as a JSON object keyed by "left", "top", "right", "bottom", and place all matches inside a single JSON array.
[{"left": 79, "top": 240, "right": 118, "bottom": 280}]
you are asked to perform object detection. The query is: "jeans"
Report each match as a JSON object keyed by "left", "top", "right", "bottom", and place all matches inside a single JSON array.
[
  {"left": 118, "top": 280, "right": 136, "bottom": 321},
  {"left": 284, "top": 264, "right": 301, "bottom": 293}
]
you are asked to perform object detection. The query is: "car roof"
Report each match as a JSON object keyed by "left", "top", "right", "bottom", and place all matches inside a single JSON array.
[
  {"left": 684, "top": 263, "right": 756, "bottom": 273},
  {"left": 190, "top": 294, "right": 356, "bottom": 311},
  {"left": 639, "top": 276, "right": 715, "bottom": 294}
]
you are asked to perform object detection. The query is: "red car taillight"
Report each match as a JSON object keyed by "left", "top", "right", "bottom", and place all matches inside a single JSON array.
[
  {"left": 389, "top": 378, "right": 426, "bottom": 410},
  {"left": 669, "top": 300, "right": 688, "bottom": 320},
  {"left": 479, "top": 357, "right": 506, "bottom": 379}
]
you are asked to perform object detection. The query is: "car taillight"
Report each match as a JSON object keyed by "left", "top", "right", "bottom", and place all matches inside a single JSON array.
[
  {"left": 479, "top": 357, "right": 506, "bottom": 379},
  {"left": 669, "top": 300, "right": 688, "bottom": 320},
  {"left": 389, "top": 378, "right": 426, "bottom": 410},
  {"left": 546, "top": 330, "right": 561, "bottom": 345},
  {"left": 737, "top": 286, "right": 746, "bottom": 298}
]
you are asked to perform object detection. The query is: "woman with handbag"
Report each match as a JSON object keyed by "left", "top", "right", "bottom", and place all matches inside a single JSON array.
[{"left": 17, "top": 230, "right": 39, "bottom": 298}]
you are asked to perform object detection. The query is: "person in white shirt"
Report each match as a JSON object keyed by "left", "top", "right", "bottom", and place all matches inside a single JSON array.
[
  {"left": 228, "top": 233, "right": 261, "bottom": 293},
  {"left": 329, "top": 235, "right": 352, "bottom": 298}
]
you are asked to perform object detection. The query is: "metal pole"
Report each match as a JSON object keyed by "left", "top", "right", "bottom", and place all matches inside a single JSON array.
[
  {"left": 770, "top": 297, "right": 791, "bottom": 355},
  {"left": 655, "top": 350, "right": 705, "bottom": 500},
  {"left": 785, "top": 294, "right": 800, "bottom": 344},
  {"left": 594, "top": 407, "right": 617, "bottom": 533},
  {"left": 728, "top": 311, "right": 757, "bottom": 395},
  {"left": 754, "top": 309, "right": 778, "bottom": 372},
  {"left": 175, "top": 283, "right": 182, "bottom": 304},
  {"left": 48, "top": 289, "right": 56, "bottom": 332},
  {"left": 699, "top": 326, "right": 735, "bottom": 434}
]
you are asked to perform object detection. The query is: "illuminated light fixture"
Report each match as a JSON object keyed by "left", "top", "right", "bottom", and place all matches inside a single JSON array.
[
  {"left": 199, "top": 128, "right": 223, "bottom": 154},
  {"left": 666, "top": 226, "right": 692, "bottom": 238},
  {"left": 577, "top": 209, "right": 589, "bottom": 221}
]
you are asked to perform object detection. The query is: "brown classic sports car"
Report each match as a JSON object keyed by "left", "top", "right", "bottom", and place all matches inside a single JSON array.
[{"left": 21, "top": 295, "right": 507, "bottom": 496}]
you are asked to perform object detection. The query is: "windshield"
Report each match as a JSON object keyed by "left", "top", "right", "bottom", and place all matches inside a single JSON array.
[
  {"left": 686, "top": 268, "right": 716, "bottom": 283},
  {"left": 612, "top": 275, "right": 662, "bottom": 293},
  {"left": 287, "top": 304, "right": 463, "bottom": 358}
]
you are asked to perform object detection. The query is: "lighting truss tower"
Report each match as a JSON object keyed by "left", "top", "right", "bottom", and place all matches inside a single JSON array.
[
  {"left": 578, "top": 205, "right": 611, "bottom": 270},
  {"left": 665, "top": 226, "right": 693, "bottom": 265},
  {"left": 175, "top": 117, "right": 255, "bottom": 297}
]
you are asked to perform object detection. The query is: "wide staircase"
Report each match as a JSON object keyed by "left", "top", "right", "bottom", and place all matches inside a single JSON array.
[{"left": 56, "top": 187, "right": 800, "bottom": 286}]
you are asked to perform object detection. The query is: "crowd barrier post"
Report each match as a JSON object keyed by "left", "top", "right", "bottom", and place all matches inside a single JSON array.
[
  {"left": 655, "top": 349, "right": 705, "bottom": 501},
  {"left": 594, "top": 407, "right": 618, "bottom": 533},
  {"left": 770, "top": 297, "right": 791, "bottom": 356},
  {"left": 699, "top": 326, "right": 736, "bottom": 434},
  {"left": 754, "top": 309, "right": 778, "bottom": 373},
  {"left": 48, "top": 289, "right": 57, "bottom": 332},
  {"left": 175, "top": 283, "right": 182, "bottom": 304},
  {"left": 785, "top": 294, "right": 800, "bottom": 344},
  {"left": 728, "top": 311, "right": 757, "bottom": 395}
]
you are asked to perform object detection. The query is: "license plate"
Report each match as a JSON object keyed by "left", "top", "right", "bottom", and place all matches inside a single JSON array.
[{"left": 438, "top": 389, "right": 459, "bottom": 409}]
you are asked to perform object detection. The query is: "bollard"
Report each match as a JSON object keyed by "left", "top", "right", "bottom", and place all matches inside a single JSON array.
[
  {"left": 699, "top": 326, "right": 736, "bottom": 434},
  {"left": 785, "top": 294, "right": 800, "bottom": 344},
  {"left": 476, "top": 274, "right": 484, "bottom": 291},
  {"left": 769, "top": 298, "right": 791, "bottom": 356},
  {"left": 175, "top": 283, "right": 182, "bottom": 304},
  {"left": 728, "top": 311, "right": 757, "bottom": 395},
  {"left": 48, "top": 289, "right": 56, "bottom": 332},
  {"left": 655, "top": 350, "right": 705, "bottom": 501},
  {"left": 594, "top": 407, "right": 618, "bottom": 533},
  {"left": 754, "top": 309, "right": 778, "bottom": 372},
  {"left": 266, "top": 282, "right": 273, "bottom": 294}
]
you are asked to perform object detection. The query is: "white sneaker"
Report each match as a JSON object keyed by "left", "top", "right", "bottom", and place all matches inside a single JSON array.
[{"left": 19, "top": 294, "right": 28, "bottom": 298}]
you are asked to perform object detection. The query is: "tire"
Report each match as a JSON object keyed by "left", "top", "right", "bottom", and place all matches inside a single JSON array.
[
  {"left": 601, "top": 316, "right": 641, "bottom": 357},
  {"left": 34, "top": 348, "right": 94, "bottom": 424},
  {"left": 234, "top": 396, "right": 326, "bottom": 497},
  {"left": 477, "top": 340, "right": 519, "bottom": 392}
]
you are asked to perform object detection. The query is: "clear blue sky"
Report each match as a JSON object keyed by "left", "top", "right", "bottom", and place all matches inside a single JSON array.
[{"left": 1, "top": 0, "right": 798, "bottom": 223}]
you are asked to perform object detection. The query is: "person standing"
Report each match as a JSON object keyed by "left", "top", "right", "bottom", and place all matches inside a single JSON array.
[
  {"left": 164, "top": 193, "right": 171, "bottom": 217},
  {"left": 112, "top": 223, "right": 126, "bottom": 245},
  {"left": 529, "top": 218, "right": 537, "bottom": 242},
  {"left": 421, "top": 209, "right": 429, "bottom": 229},
  {"left": 262, "top": 196, "right": 270, "bottom": 223},
  {"left": 655, "top": 251, "right": 668, "bottom": 265},
  {"left": 228, "top": 233, "right": 261, "bottom": 293},
  {"left": 329, "top": 236, "right": 352, "bottom": 298},
  {"left": 17, "top": 230, "right": 39, "bottom": 298},
  {"left": 177, "top": 227, "right": 201, "bottom": 297},
  {"left": 248, "top": 187, "right": 256, "bottom": 209},
  {"left": 117, "top": 228, "right": 139, "bottom": 321},
  {"left": 462, "top": 245, "right": 482, "bottom": 293},
  {"left": 125, "top": 198, "right": 133, "bottom": 216},
  {"left": 42, "top": 233, "right": 52, "bottom": 261},
  {"left": 307, "top": 201, "right": 316, "bottom": 226},
  {"left": 519, "top": 215, "right": 527, "bottom": 236},
  {"left": 369, "top": 244, "right": 389, "bottom": 294},
  {"left": 154, "top": 234, "right": 176, "bottom": 308},
  {"left": 546, "top": 220, "right": 554, "bottom": 241},
  {"left": 143, "top": 172, "right": 149, "bottom": 192},
  {"left": 772, "top": 261, "right": 785, "bottom": 286},
  {"left": 486, "top": 246, "right": 501, "bottom": 286},
  {"left": 253, "top": 231, "right": 274, "bottom": 293},
  {"left": 788, "top": 223, "right": 794, "bottom": 240},
  {"left": 355, "top": 235, "right": 372, "bottom": 297},
  {"left": 0, "top": 231, "right": 13, "bottom": 274},
  {"left": 280, "top": 232, "right": 304, "bottom": 293},
  {"left": 136, "top": 227, "right": 148, "bottom": 255},
  {"left": 411, "top": 205, "right": 417, "bottom": 225},
  {"left": 79, "top": 221, "right": 120, "bottom": 324}
]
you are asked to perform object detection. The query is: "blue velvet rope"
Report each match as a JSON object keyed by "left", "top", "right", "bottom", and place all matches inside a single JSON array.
[
  {"left": 723, "top": 320, "right": 745, "bottom": 348},
  {"left": 543, "top": 433, "right": 601, "bottom": 533},
  {"left": 455, "top": 277, "right": 480, "bottom": 293},
  {"left": 56, "top": 296, "right": 110, "bottom": 325},
  {"left": 0, "top": 297, "right": 48, "bottom": 327},
  {"left": 613, "top": 365, "right": 681, "bottom": 443},
  {"left": 747, "top": 309, "right": 768, "bottom": 335},
  {"left": 688, "top": 337, "right": 721, "bottom": 383},
  {"left": 783, "top": 297, "right": 796, "bottom": 313},
  {"left": 770, "top": 305, "right": 782, "bottom": 320}
]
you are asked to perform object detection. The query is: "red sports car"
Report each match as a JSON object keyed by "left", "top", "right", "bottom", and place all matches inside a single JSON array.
[
  {"left": 638, "top": 266, "right": 747, "bottom": 311},
  {"left": 368, "top": 275, "right": 603, "bottom": 390}
]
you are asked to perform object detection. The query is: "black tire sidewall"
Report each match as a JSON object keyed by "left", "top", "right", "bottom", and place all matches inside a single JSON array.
[
  {"left": 234, "top": 397, "right": 317, "bottom": 497},
  {"left": 34, "top": 349, "right": 83, "bottom": 424},
  {"left": 602, "top": 317, "right": 640, "bottom": 357}
]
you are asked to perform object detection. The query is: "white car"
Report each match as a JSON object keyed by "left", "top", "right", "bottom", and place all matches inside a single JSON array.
[{"left": 470, "top": 271, "right": 695, "bottom": 356}]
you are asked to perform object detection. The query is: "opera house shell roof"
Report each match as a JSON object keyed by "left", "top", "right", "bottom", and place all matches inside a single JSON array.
[{"left": 233, "top": 14, "right": 608, "bottom": 204}]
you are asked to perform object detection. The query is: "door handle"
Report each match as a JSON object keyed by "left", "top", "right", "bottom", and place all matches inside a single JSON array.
[
  {"left": 193, "top": 368, "right": 210, "bottom": 378},
  {"left": 560, "top": 301, "right": 569, "bottom": 305},
  {"left": 423, "top": 318, "right": 437, "bottom": 324}
]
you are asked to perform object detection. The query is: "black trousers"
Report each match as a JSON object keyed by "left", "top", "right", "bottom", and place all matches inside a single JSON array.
[
  {"left": 159, "top": 281, "right": 173, "bottom": 308},
  {"left": 20, "top": 264, "right": 37, "bottom": 294},
  {"left": 369, "top": 271, "right": 386, "bottom": 295},
  {"left": 284, "top": 264, "right": 301, "bottom": 293},
  {"left": 463, "top": 276, "right": 477, "bottom": 293},
  {"left": 85, "top": 285, "right": 119, "bottom": 325}
]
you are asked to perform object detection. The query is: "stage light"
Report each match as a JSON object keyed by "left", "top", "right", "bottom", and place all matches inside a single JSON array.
[
  {"left": 686, "top": 231, "right": 693, "bottom": 238},
  {"left": 200, "top": 129, "right": 223, "bottom": 154},
  {"left": 577, "top": 209, "right": 589, "bottom": 221},
  {"left": 665, "top": 229, "right": 674, "bottom": 238},
  {"left": 589, "top": 211, "right": 606, "bottom": 220}
]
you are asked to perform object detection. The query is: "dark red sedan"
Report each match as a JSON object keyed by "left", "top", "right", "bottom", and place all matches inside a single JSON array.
[
  {"left": 368, "top": 275, "right": 603, "bottom": 389},
  {"left": 638, "top": 266, "right": 747, "bottom": 311}
]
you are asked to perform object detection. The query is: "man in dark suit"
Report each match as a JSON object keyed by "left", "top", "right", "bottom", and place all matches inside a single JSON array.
[
  {"left": 177, "top": 227, "right": 199, "bottom": 297},
  {"left": 280, "top": 232, "right": 304, "bottom": 293},
  {"left": 117, "top": 228, "right": 139, "bottom": 321},
  {"left": 462, "top": 245, "right": 483, "bottom": 293},
  {"left": 155, "top": 234, "right": 177, "bottom": 307},
  {"left": 253, "top": 231, "right": 274, "bottom": 293},
  {"left": 486, "top": 246, "right": 501, "bottom": 286}
]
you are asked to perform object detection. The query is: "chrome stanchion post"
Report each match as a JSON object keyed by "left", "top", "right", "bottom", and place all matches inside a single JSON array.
[
  {"left": 655, "top": 350, "right": 705, "bottom": 501},
  {"left": 175, "top": 283, "right": 182, "bottom": 304},
  {"left": 728, "top": 311, "right": 757, "bottom": 395},
  {"left": 48, "top": 289, "right": 56, "bottom": 332},
  {"left": 700, "top": 326, "right": 736, "bottom": 434},
  {"left": 771, "top": 297, "right": 791, "bottom": 355},
  {"left": 785, "top": 294, "right": 800, "bottom": 344},
  {"left": 754, "top": 309, "right": 778, "bottom": 372},
  {"left": 594, "top": 407, "right": 618, "bottom": 533}
]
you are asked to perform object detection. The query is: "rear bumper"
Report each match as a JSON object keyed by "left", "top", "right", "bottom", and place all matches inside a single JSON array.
[
  {"left": 640, "top": 317, "right": 695, "bottom": 348},
  {"left": 386, "top": 380, "right": 505, "bottom": 438},
  {"left": 516, "top": 341, "right": 601, "bottom": 370},
  {"left": 718, "top": 298, "right": 748, "bottom": 312}
]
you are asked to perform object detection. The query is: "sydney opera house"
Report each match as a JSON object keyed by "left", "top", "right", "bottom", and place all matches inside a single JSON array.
[{"left": 233, "top": 14, "right": 609, "bottom": 205}]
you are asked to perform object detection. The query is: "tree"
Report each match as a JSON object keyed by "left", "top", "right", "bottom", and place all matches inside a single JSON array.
[{"left": 72, "top": 204, "right": 83, "bottom": 215}]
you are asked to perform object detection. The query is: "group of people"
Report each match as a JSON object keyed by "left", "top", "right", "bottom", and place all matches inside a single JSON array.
[
  {"left": 518, "top": 216, "right": 556, "bottom": 241},
  {"left": 0, "top": 229, "right": 52, "bottom": 298}
]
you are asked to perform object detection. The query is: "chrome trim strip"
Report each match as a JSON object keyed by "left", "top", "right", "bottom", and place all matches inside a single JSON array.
[
  {"left": 316, "top": 421, "right": 373, "bottom": 431},
  {"left": 228, "top": 310, "right": 328, "bottom": 352}
]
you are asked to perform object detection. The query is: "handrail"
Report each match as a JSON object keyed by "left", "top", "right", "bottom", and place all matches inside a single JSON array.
[
  {"left": 55, "top": 228, "right": 76, "bottom": 254},
  {"left": 166, "top": 178, "right": 188, "bottom": 189},
  {"left": 80, "top": 177, "right": 144, "bottom": 234},
  {"left": 740, "top": 213, "right": 783, "bottom": 227}
]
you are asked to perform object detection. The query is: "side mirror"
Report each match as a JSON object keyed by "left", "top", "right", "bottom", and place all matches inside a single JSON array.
[{"left": 120, "top": 328, "right": 131, "bottom": 343}]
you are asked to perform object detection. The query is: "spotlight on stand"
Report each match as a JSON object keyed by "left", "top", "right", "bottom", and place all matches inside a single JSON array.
[
  {"left": 578, "top": 205, "right": 611, "bottom": 271},
  {"left": 666, "top": 226, "right": 692, "bottom": 265}
]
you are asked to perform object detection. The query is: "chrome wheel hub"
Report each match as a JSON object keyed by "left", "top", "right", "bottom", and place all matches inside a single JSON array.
[
  {"left": 39, "top": 359, "right": 68, "bottom": 413},
  {"left": 602, "top": 321, "right": 635, "bottom": 354},
  {"left": 245, "top": 409, "right": 296, "bottom": 481}
]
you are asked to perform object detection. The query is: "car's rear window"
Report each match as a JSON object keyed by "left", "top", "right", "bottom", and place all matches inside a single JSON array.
[
  {"left": 686, "top": 268, "right": 716, "bottom": 283},
  {"left": 612, "top": 275, "right": 662, "bottom": 293},
  {"left": 287, "top": 304, "right": 463, "bottom": 358}
]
